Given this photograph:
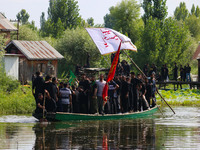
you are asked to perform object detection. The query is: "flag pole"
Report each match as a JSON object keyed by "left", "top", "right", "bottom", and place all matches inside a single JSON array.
[{"left": 123, "top": 50, "right": 175, "bottom": 115}]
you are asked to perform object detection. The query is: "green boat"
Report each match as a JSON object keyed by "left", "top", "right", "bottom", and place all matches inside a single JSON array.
[
  {"left": 33, "top": 106, "right": 158, "bottom": 122},
  {"left": 33, "top": 106, "right": 158, "bottom": 121}
]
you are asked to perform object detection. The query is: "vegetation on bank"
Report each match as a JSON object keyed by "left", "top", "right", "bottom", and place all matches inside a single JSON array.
[
  {"left": 0, "top": 86, "right": 35, "bottom": 115},
  {"left": 156, "top": 89, "right": 200, "bottom": 106}
]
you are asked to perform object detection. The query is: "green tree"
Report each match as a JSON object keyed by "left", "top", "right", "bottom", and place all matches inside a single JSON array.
[
  {"left": 195, "top": 6, "right": 200, "bottom": 17},
  {"left": 11, "top": 25, "right": 40, "bottom": 41},
  {"left": 185, "top": 15, "right": 200, "bottom": 40},
  {"left": 104, "top": 0, "right": 141, "bottom": 43},
  {"left": 134, "top": 18, "right": 194, "bottom": 72},
  {"left": 40, "top": 12, "right": 46, "bottom": 31},
  {"left": 142, "top": 0, "right": 168, "bottom": 24},
  {"left": 87, "top": 17, "right": 94, "bottom": 26},
  {"left": 55, "top": 28, "right": 101, "bottom": 74},
  {"left": 16, "top": 9, "right": 30, "bottom": 24},
  {"left": 191, "top": 4, "right": 195, "bottom": 16},
  {"left": 42, "top": 0, "right": 81, "bottom": 38},
  {"left": 174, "top": 2, "right": 189, "bottom": 21}
]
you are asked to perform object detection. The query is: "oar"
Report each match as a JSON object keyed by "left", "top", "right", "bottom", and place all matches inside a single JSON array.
[
  {"left": 43, "top": 92, "right": 46, "bottom": 119},
  {"left": 151, "top": 98, "right": 164, "bottom": 117},
  {"left": 123, "top": 50, "right": 175, "bottom": 115},
  {"left": 40, "top": 92, "right": 48, "bottom": 122},
  {"left": 156, "top": 89, "right": 176, "bottom": 114}
]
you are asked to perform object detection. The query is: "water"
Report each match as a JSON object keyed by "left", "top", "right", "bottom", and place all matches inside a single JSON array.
[{"left": 0, "top": 107, "right": 200, "bottom": 149}]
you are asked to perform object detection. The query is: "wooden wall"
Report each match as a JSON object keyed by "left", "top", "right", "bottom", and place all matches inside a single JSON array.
[{"left": 19, "top": 57, "right": 58, "bottom": 84}]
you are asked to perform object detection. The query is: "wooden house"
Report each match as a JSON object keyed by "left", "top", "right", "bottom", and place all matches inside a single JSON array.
[
  {"left": 192, "top": 42, "right": 200, "bottom": 82},
  {"left": 5, "top": 40, "right": 64, "bottom": 83},
  {"left": 0, "top": 13, "right": 18, "bottom": 44}
]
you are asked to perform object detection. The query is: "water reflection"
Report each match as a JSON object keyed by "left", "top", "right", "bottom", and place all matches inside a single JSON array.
[
  {"left": 1, "top": 107, "right": 200, "bottom": 149},
  {"left": 33, "top": 119, "right": 157, "bottom": 149}
]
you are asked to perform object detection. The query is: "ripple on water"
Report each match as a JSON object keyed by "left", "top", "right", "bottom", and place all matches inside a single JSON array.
[
  {"left": 155, "top": 106, "right": 200, "bottom": 127},
  {"left": 0, "top": 115, "right": 38, "bottom": 123}
]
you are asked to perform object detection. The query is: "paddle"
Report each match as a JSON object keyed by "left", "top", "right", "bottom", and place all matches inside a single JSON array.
[
  {"left": 156, "top": 88, "right": 176, "bottom": 114},
  {"left": 40, "top": 92, "right": 48, "bottom": 122},
  {"left": 123, "top": 50, "right": 175, "bottom": 115}
]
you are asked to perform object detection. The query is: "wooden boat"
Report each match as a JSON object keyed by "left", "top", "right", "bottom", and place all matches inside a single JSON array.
[{"left": 33, "top": 106, "right": 158, "bottom": 121}]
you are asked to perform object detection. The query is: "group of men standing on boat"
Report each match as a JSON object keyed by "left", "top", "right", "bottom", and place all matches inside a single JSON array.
[{"left": 32, "top": 70, "right": 157, "bottom": 115}]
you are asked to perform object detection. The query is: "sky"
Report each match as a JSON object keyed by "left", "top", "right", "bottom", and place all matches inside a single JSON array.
[{"left": 0, "top": 0, "right": 200, "bottom": 28}]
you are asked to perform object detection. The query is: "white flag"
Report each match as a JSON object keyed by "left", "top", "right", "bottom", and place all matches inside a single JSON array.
[{"left": 86, "top": 28, "right": 137, "bottom": 55}]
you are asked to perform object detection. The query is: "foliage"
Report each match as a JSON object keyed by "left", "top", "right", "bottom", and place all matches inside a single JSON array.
[
  {"left": 16, "top": 9, "right": 30, "bottom": 24},
  {"left": 133, "top": 17, "right": 195, "bottom": 72},
  {"left": 156, "top": 89, "right": 200, "bottom": 106},
  {"left": 104, "top": 0, "right": 141, "bottom": 43},
  {"left": 185, "top": 15, "right": 200, "bottom": 40},
  {"left": 0, "top": 86, "right": 35, "bottom": 114},
  {"left": 55, "top": 27, "right": 101, "bottom": 74},
  {"left": 174, "top": 2, "right": 189, "bottom": 21},
  {"left": 11, "top": 25, "right": 40, "bottom": 41},
  {"left": 40, "top": 0, "right": 82, "bottom": 38},
  {"left": 87, "top": 17, "right": 94, "bottom": 27},
  {"left": 142, "top": 0, "right": 168, "bottom": 24}
]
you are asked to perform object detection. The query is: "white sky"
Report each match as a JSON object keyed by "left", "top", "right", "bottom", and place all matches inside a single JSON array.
[{"left": 0, "top": 0, "right": 200, "bottom": 28}]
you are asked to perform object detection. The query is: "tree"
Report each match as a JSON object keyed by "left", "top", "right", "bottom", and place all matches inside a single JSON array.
[
  {"left": 142, "top": 0, "right": 168, "bottom": 24},
  {"left": 55, "top": 28, "right": 101, "bottom": 74},
  {"left": 174, "top": 2, "right": 189, "bottom": 21},
  {"left": 41, "top": 0, "right": 81, "bottom": 38},
  {"left": 191, "top": 4, "right": 195, "bottom": 16},
  {"left": 16, "top": 9, "right": 30, "bottom": 24},
  {"left": 134, "top": 17, "right": 195, "bottom": 71},
  {"left": 87, "top": 17, "right": 94, "bottom": 26},
  {"left": 195, "top": 6, "right": 200, "bottom": 17},
  {"left": 40, "top": 12, "right": 46, "bottom": 31},
  {"left": 11, "top": 25, "right": 40, "bottom": 41},
  {"left": 104, "top": 0, "right": 141, "bottom": 43},
  {"left": 185, "top": 15, "right": 200, "bottom": 40}
]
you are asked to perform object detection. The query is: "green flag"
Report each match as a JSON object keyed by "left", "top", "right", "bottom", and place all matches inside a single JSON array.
[{"left": 69, "top": 70, "right": 76, "bottom": 85}]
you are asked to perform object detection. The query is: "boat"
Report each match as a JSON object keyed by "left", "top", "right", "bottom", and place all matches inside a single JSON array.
[{"left": 33, "top": 106, "right": 158, "bottom": 122}]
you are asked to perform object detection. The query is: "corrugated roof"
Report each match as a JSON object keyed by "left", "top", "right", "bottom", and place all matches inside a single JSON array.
[
  {"left": 193, "top": 42, "right": 200, "bottom": 60},
  {"left": 6, "top": 40, "right": 64, "bottom": 60},
  {"left": 0, "top": 13, "right": 17, "bottom": 31}
]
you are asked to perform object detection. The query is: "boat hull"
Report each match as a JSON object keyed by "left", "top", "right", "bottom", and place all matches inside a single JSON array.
[{"left": 55, "top": 106, "right": 158, "bottom": 121}]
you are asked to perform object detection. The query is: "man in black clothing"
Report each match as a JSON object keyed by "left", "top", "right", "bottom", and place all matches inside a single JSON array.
[
  {"left": 180, "top": 65, "right": 184, "bottom": 81},
  {"left": 120, "top": 76, "right": 130, "bottom": 113},
  {"left": 78, "top": 73, "right": 90, "bottom": 113},
  {"left": 89, "top": 76, "right": 98, "bottom": 114},
  {"left": 186, "top": 63, "right": 191, "bottom": 82},
  {"left": 131, "top": 72, "right": 139, "bottom": 112},
  {"left": 161, "top": 65, "right": 165, "bottom": 81},
  {"left": 114, "top": 76, "right": 121, "bottom": 113},
  {"left": 173, "top": 63, "right": 178, "bottom": 81},
  {"left": 43, "top": 75, "right": 57, "bottom": 112},
  {"left": 32, "top": 71, "right": 44, "bottom": 106}
]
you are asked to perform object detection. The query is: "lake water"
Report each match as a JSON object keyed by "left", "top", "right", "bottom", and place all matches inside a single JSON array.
[{"left": 0, "top": 106, "right": 200, "bottom": 149}]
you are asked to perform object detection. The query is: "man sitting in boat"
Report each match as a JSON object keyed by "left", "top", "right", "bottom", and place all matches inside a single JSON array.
[{"left": 35, "top": 93, "right": 45, "bottom": 114}]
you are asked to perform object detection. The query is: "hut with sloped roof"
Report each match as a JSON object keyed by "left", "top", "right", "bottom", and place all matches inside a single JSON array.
[
  {"left": 5, "top": 40, "right": 64, "bottom": 83},
  {"left": 0, "top": 13, "right": 18, "bottom": 44}
]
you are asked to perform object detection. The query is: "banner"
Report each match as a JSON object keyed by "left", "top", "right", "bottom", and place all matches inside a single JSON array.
[
  {"left": 102, "top": 42, "right": 121, "bottom": 101},
  {"left": 85, "top": 28, "right": 137, "bottom": 55},
  {"left": 69, "top": 70, "right": 76, "bottom": 85}
]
